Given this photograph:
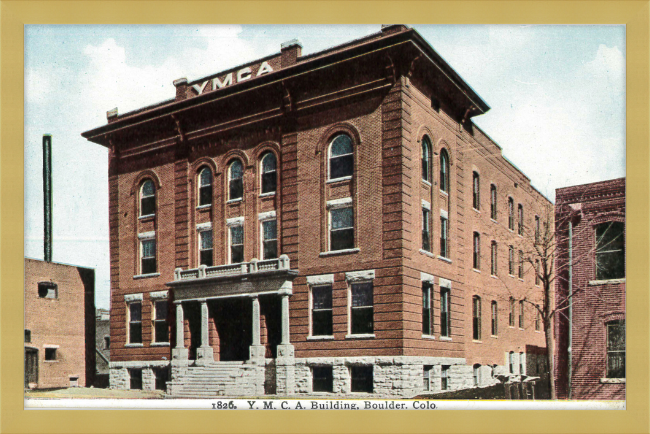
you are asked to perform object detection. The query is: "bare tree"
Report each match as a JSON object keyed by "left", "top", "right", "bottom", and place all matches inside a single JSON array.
[{"left": 484, "top": 184, "right": 622, "bottom": 399}]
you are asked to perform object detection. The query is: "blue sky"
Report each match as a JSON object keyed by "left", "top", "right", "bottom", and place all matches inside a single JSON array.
[{"left": 24, "top": 25, "right": 625, "bottom": 309}]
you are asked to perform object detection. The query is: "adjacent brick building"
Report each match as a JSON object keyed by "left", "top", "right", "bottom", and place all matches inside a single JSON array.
[
  {"left": 82, "top": 25, "right": 549, "bottom": 397},
  {"left": 554, "top": 178, "right": 625, "bottom": 400},
  {"left": 24, "top": 258, "right": 96, "bottom": 389}
]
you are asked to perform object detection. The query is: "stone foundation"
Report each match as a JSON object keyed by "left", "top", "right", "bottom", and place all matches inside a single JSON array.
[{"left": 109, "top": 360, "right": 170, "bottom": 390}]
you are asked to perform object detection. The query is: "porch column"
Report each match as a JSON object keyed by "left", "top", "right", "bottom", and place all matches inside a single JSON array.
[
  {"left": 196, "top": 298, "right": 214, "bottom": 364},
  {"left": 249, "top": 294, "right": 265, "bottom": 363},
  {"left": 252, "top": 295, "right": 261, "bottom": 346},
  {"left": 276, "top": 281, "right": 295, "bottom": 395},
  {"left": 172, "top": 301, "right": 189, "bottom": 362}
]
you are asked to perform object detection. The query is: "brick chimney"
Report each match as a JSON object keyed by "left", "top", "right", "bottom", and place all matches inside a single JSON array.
[
  {"left": 381, "top": 24, "right": 409, "bottom": 35},
  {"left": 173, "top": 78, "right": 188, "bottom": 101},
  {"left": 106, "top": 108, "right": 118, "bottom": 123},
  {"left": 281, "top": 39, "right": 302, "bottom": 68}
]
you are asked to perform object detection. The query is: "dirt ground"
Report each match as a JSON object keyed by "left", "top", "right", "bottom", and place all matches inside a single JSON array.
[{"left": 24, "top": 387, "right": 165, "bottom": 399}]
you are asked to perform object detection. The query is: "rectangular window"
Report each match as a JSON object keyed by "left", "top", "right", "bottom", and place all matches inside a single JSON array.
[
  {"left": 128, "top": 302, "right": 142, "bottom": 344},
  {"left": 472, "top": 296, "right": 481, "bottom": 340},
  {"left": 473, "top": 365, "right": 480, "bottom": 386},
  {"left": 490, "top": 185, "right": 497, "bottom": 220},
  {"left": 350, "top": 366, "right": 373, "bottom": 393},
  {"left": 351, "top": 282, "right": 373, "bottom": 335},
  {"left": 473, "top": 232, "right": 480, "bottom": 270},
  {"left": 518, "top": 204, "right": 524, "bottom": 235},
  {"left": 491, "top": 301, "right": 498, "bottom": 336},
  {"left": 535, "top": 309, "right": 541, "bottom": 331},
  {"left": 199, "top": 230, "right": 213, "bottom": 266},
  {"left": 311, "top": 285, "right": 333, "bottom": 336},
  {"left": 440, "top": 216, "right": 449, "bottom": 258},
  {"left": 45, "top": 348, "right": 57, "bottom": 361},
  {"left": 520, "top": 352, "right": 525, "bottom": 375},
  {"left": 312, "top": 366, "right": 334, "bottom": 392},
  {"left": 596, "top": 222, "right": 625, "bottom": 280},
  {"left": 535, "top": 259, "right": 541, "bottom": 285},
  {"left": 440, "top": 287, "right": 450, "bottom": 337},
  {"left": 129, "top": 368, "right": 143, "bottom": 390},
  {"left": 104, "top": 336, "right": 110, "bottom": 349},
  {"left": 262, "top": 219, "right": 278, "bottom": 260},
  {"left": 330, "top": 206, "right": 354, "bottom": 251},
  {"left": 141, "top": 239, "right": 156, "bottom": 274},
  {"left": 518, "top": 250, "right": 524, "bottom": 279},
  {"left": 25, "top": 329, "right": 31, "bottom": 343},
  {"left": 491, "top": 241, "right": 497, "bottom": 276},
  {"left": 422, "top": 283, "right": 432, "bottom": 335},
  {"left": 509, "top": 352, "right": 515, "bottom": 374},
  {"left": 508, "top": 198, "right": 514, "bottom": 230},
  {"left": 473, "top": 172, "right": 480, "bottom": 210},
  {"left": 153, "top": 300, "right": 169, "bottom": 343},
  {"left": 535, "top": 216, "right": 540, "bottom": 244},
  {"left": 519, "top": 300, "right": 525, "bottom": 329},
  {"left": 230, "top": 225, "right": 244, "bottom": 264},
  {"left": 508, "top": 246, "right": 514, "bottom": 275},
  {"left": 606, "top": 320, "right": 625, "bottom": 378},
  {"left": 441, "top": 365, "right": 450, "bottom": 390},
  {"left": 422, "top": 208, "right": 431, "bottom": 252},
  {"left": 38, "top": 282, "right": 58, "bottom": 299},
  {"left": 509, "top": 297, "right": 515, "bottom": 327},
  {"left": 423, "top": 365, "right": 433, "bottom": 391}
]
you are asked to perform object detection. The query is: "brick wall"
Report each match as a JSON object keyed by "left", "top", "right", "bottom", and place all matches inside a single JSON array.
[
  {"left": 554, "top": 178, "right": 625, "bottom": 399},
  {"left": 24, "top": 259, "right": 95, "bottom": 388}
]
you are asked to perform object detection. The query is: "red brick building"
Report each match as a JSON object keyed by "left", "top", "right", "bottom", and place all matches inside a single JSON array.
[
  {"left": 82, "top": 25, "right": 548, "bottom": 397},
  {"left": 24, "top": 258, "right": 96, "bottom": 389},
  {"left": 554, "top": 178, "right": 625, "bottom": 400}
]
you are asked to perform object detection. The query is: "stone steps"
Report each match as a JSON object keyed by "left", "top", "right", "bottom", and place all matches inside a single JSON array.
[{"left": 169, "top": 363, "right": 251, "bottom": 397}]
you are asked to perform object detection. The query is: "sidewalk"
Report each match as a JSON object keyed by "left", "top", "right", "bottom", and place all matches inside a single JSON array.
[{"left": 25, "top": 387, "right": 165, "bottom": 399}]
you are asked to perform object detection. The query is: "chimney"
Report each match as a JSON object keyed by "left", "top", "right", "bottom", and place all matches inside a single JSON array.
[
  {"left": 43, "top": 134, "right": 53, "bottom": 262},
  {"left": 173, "top": 78, "right": 188, "bottom": 101},
  {"left": 281, "top": 39, "right": 302, "bottom": 68},
  {"left": 381, "top": 24, "right": 409, "bottom": 35}
]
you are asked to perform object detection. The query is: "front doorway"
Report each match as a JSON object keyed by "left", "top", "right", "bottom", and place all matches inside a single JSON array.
[
  {"left": 25, "top": 347, "right": 38, "bottom": 388},
  {"left": 213, "top": 297, "right": 252, "bottom": 361}
]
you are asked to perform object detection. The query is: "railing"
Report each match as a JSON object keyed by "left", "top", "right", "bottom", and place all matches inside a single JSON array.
[{"left": 174, "top": 255, "right": 290, "bottom": 281}]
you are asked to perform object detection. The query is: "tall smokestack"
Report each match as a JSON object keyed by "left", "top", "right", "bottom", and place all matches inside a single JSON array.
[{"left": 43, "top": 134, "right": 52, "bottom": 262}]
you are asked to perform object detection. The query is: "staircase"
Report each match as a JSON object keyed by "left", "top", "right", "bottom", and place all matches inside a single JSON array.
[{"left": 167, "top": 361, "right": 253, "bottom": 398}]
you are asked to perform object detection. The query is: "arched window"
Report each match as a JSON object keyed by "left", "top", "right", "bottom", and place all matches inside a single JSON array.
[
  {"left": 472, "top": 171, "right": 480, "bottom": 210},
  {"left": 473, "top": 364, "right": 481, "bottom": 386},
  {"left": 260, "top": 152, "right": 277, "bottom": 194},
  {"left": 490, "top": 184, "right": 497, "bottom": 220},
  {"left": 491, "top": 241, "right": 498, "bottom": 276},
  {"left": 473, "top": 231, "right": 480, "bottom": 270},
  {"left": 198, "top": 167, "right": 212, "bottom": 206},
  {"left": 140, "top": 180, "right": 155, "bottom": 217},
  {"left": 228, "top": 159, "right": 244, "bottom": 200},
  {"left": 491, "top": 301, "right": 498, "bottom": 336},
  {"left": 421, "top": 136, "right": 431, "bottom": 182},
  {"left": 328, "top": 134, "right": 353, "bottom": 180},
  {"left": 508, "top": 197, "right": 514, "bottom": 230},
  {"left": 440, "top": 149, "right": 450, "bottom": 193}
]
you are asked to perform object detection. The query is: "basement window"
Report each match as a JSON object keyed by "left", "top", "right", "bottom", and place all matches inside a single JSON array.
[
  {"left": 25, "top": 329, "right": 31, "bottom": 343},
  {"left": 350, "top": 366, "right": 373, "bottom": 393},
  {"left": 154, "top": 367, "right": 169, "bottom": 391},
  {"left": 129, "top": 368, "right": 143, "bottom": 390},
  {"left": 312, "top": 366, "right": 333, "bottom": 392},
  {"left": 38, "top": 282, "right": 58, "bottom": 299}
]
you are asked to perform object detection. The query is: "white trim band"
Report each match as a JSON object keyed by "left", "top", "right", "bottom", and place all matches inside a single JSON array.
[
  {"left": 422, "top": 200, "right": 431, "bottom": 210},
  {"left": 345, "top": 269, "right": 375, "bottom": 282},
  {"left": 326, "top": 197, "right": 353, "bottom": 209},
  {"left": 307, "top": 274, "right": 335, "bottom": 285},
  {"left": 149, "top": 290, "right": 169, "bottom": 300},
  {"left": 125, "top": 293, "right": 143, "bottom": 302},
  {"left": 440, "top": 209, "right": 449, "bottom": 219},
  {"left": 226, "top": 216, "right": 245, "bottom": 226},
  {"left": 138, "top": 231, "right": 155, "bottom": 240},
  {"left": 421, "top": 272, "right": 435, "bottom": 283},
  {"left": 439, "top": 278, "right": 452, "bottom": 288},
  {"left": 196, "top": 222, "right": 212, "bottom": 230},
  {"left": 258, "top": 210, "right": 277, "bottom": 221}
]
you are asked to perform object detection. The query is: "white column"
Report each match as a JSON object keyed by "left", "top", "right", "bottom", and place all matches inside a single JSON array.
[
  {"left": 281, "top": 293, "right": 290, "bottom": 345},
  {"left": 175, "top": 301, "right": 184, "bottom": 349},
  {"left": 200, "top": 299, "right": 209, "bottom": 347},
  {"left": 252, "top": 295, "right": 261, "bottom": 346}
]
